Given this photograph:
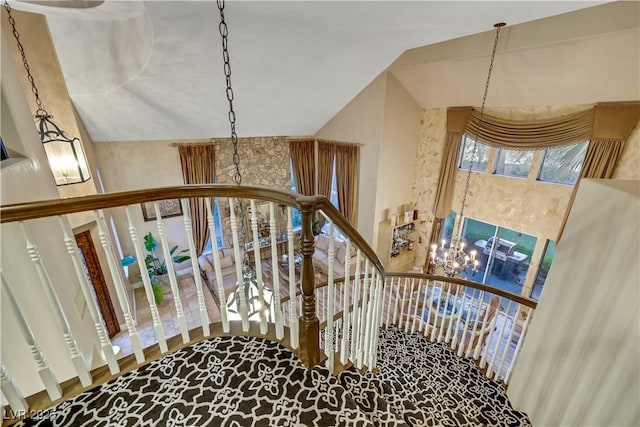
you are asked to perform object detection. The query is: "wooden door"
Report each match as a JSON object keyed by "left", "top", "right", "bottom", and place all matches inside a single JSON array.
[{"left": 75, "top": 230, "right": 120, "bottom": 337}]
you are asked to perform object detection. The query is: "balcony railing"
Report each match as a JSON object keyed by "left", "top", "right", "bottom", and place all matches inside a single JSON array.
[{"left": 0, "top": 184, "right": 534, "bottom": 420}]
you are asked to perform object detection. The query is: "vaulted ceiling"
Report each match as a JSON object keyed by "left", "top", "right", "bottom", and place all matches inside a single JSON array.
[{"left": 13, "top": 1, "right": 639, "bottom": 142}]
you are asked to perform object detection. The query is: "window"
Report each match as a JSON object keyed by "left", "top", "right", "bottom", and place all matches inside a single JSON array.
[
  {"left": 538, "top": 141, "right": 589, "bottom": 185},
  {"left": 530, "top": 240, "right": 555, "bottom": 300},
  {"left": 204, "top": 198, "right": 225, "bottom": 251},
  {"left": 459, "top": 217, "right": 537, "bottom": 310},
  {"left": 494, "top": 149, "right": 534, "bottom": 178},
  {"left": 458, "top": 135, "right": 490, "bottom": 172},
  {"left": 0, "top": 137, "right": 8, "bottom": 161},
  {"left": 289, "top": 160, "right": 302, "bottom": 229},
  {"left": 439, "top": 211, "right": 457, "bottom": 244},
  {"left": 330, "top": 158, "right": 339, "bottom": 209}
]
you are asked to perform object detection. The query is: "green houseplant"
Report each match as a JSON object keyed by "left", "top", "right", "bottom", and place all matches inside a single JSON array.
[{"left": 143, "top": 232, "right": 190, "bottom": 304}]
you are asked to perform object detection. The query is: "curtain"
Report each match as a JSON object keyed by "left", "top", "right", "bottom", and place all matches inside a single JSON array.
[
  {"left": 433, "top": 108, "right": 472, "bottom": 219},
  {"left": 177, "top": 144, "right": 216, "bottom": 255},
  {"left": 335, "top": 144, "right": 359, "bottom": 225},
  {"left": 317, "top": 141, "right": 336, "bottom": 198},
  {"left": 465, "top": 108, "right": 593, "bottom": 149},
  {"left": 289, "top": 139, "right": 315, "bottom": 196},
  {"left": 557, "top": 102, "right": 640, "bottom": 242}
]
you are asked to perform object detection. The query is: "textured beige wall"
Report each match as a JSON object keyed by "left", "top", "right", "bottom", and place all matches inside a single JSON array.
[
  {"left": 374, "top": 73, "right": 423, "bottom": 246},
  {"left": 412, "top": 105, "right": 640, "bottom": 271},
  {"left": 315, "top": 73, "right": 387, "bottom": 244}
]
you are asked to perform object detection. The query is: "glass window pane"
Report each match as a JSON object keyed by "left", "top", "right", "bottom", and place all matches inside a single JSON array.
[
  {"left": 538, "top": 141, "right": 589, "bottom": 185},
  {"left": 531, "top": 240, "right": 555, "bottom": 300},
  {"left": 494, "top": 149, "right": 534, "bottom": 178},
  {"left": 205, "top": 198, "right": 225, "bottom": 251},
  {"left": 484, "top": 229, "right": 536, "bottom": 300},
  {"left": 460, "top": 218, "right": 497, "bottom": 284},
  {"left": 439, "top": 211, "right": 457, "bottom": 244},
  {"left": 458, "top": 135, "right": 490, "bottom": 172},
  {"left": 330, "top": 158, "right": 339, "bottom": 209}
]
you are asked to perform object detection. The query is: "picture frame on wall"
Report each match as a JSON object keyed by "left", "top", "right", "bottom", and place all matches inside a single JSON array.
[{"left": 141, "top": 199, "right": 183, "bottom": 222}]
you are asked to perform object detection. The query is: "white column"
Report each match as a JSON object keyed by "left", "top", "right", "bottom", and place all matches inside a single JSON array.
[
  {"left": 268, "top": 202, "right": 284, "bottom": 340},
  {"left": 205, "top": 198, "right": 228, "bottom": 333},
  {"left": 229, "top": 198, "right": 249, "bottom": 331},
  {"left": 58, "top": 216, "right": 119, "bottom": 375},
  {"left": 19, "top": 222, "right": 92, "bottom": 387},
  {"left": 0, "top": 269, "right": 62, "bottom": 400},
  {"left": 94, "top": 210, "right": 144, "bottom": 363},
  {"left": 183, "top": 198, "right": 211, "bottom": 336},
  {"left": 340, "top": 239, "right": 352, "bottom": 365},
  {"left": 249, "top": 200, "right": 268, "bottom": 334},
  {"left": 286, "top": 207, "right": 298, "bottom": 349},
  {"left": 0, "top": 364, "right": 28, "bottom": 414},
  {"left": 154, "top": 202, "right": 190, "bottom": 343}
]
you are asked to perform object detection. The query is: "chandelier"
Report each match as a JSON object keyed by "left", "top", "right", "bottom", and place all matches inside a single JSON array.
[
  {"left": 429, "top": 23, "right": 505, "bottom": 278},
  {"left": 4, "top": 1, "right": 91, "bottom": 186}
]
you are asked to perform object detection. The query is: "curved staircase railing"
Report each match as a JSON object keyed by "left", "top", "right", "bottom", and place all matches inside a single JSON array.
[
  {"left": 0, "top": 184, "right": 535, "bottom": 421},
  {"left": 0, "top": 184, "right": 384, "bottom": 418}
]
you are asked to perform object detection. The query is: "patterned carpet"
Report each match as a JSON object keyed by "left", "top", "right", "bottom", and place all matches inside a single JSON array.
[{"left": 16, "top": 328, "right": 530, "bottom": 426}]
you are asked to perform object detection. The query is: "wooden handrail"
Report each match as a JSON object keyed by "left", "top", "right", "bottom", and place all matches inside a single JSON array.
[{"left": 386, "top": 272, "right": 538, "bottom": 309}]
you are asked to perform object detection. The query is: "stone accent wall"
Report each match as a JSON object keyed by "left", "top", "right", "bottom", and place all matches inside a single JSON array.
[{"left": 213, "top": 136, "right": 291, "bottom": 247}]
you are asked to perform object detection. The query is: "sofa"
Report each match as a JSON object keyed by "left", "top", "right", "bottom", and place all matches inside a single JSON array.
[
  {"left": 313, "top": 234, "right": 360, "bottom": 278},
  {"left": 197, "top": 248, "right": 238, "bottom": 301}
]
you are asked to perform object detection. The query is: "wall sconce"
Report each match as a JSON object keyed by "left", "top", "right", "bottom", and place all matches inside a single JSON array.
[{"left": 37, "top": 113, "right": 91, "bottom": 185}]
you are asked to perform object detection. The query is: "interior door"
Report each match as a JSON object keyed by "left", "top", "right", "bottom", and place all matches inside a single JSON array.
[{"left": 75, "top": 230, "right": 120, "bottom": 337}]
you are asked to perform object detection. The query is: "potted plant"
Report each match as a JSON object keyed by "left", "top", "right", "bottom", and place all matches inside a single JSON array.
[{"left": 143, "top": 232, "right": 190, "bottom": 304}]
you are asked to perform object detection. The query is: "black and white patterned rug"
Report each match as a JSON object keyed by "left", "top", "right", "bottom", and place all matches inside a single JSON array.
[{"left": 16, "top": 328, "right": 530, "bottom": 426}]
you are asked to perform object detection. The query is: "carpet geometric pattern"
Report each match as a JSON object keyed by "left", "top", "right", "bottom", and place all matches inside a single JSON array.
[{"left": 16, "top": 328, "right": 531, "bottom": 426}]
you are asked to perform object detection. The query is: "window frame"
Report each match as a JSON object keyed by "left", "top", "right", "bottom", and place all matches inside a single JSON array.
[
  {"left": 537, "top": 141, "right": 589, "bottom": 186},
  {"left": 458, "top": 134, "right": 490, "bottom": 173},
  {"left": 493, "top": 148, "right": 535, "bottom": 179}
]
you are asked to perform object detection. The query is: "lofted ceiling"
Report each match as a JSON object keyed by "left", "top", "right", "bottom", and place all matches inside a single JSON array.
[{"left": 12, "top": 0, "right": 638, "bottom": 142}]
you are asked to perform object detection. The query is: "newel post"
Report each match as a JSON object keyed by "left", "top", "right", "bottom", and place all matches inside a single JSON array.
[{"left": 298, "top": 199, "right": 320, "bottom": 367}]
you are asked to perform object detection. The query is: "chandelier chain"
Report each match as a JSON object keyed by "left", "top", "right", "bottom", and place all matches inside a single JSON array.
[
  {"left": 3, "top": 0, "right": 46, "bottom": 115},
  {"left": 458, "top": 23, "right": 503, "bottom": 223},
  {"left": 217, "top": 0, "right": 241, "bottom": 186}
]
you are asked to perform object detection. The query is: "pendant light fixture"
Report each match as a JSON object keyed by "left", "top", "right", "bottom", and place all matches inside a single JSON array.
[
  {"left": 429, "top": 23, "right": 505, "bottom": 277},
  {"left": 4, "top": 1, "right": 91, "bottom": 186}
]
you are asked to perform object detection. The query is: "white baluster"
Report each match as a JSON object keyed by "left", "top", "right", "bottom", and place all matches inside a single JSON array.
[
  {"left": 399, "top": 277, "right": 409, "bottom": 331},
  {"left": 365, "top": 270, "right": 380, "bottom": 368},
  {"left": 325, "top": 221, "right": 335, "bottom": 372},
  {"left": 0, "top": 269, "right": 62, "bottom": 400},
  {"left": 19, "top": 222, "right": 92, "bottom": 387},
  {"left": 94, "top": 210, "right": 144, "bottom": 363},
  {"left": 445, "top": 285, "right": 462, "bottom": 343},
  {"left": 229, "top": 198, "right": 249, "bottom": 331},
  {"left": 340, "top": 239, "right": 352, "bottom": 365},
  {"left": 154, "top": 202, "right": 190, "bottom": 343},
  {"left": 182, "top": 199, "right": 211, "bottom": 337},
  {"left": 356, "top": 258, "right": 371, "bottom": 369},
  {"left": 464, "top": 291, "right": 486, "bottom": 358},
  {"left": 430, "top": 283, "right": 445, "bottom": 342},
  {"left": 457, "top": 288, "right": 479, "bottom": 357},
  {"left": 437, "top": 283, "right": 454, "bottom": 343},
  {"left": 249, "top": 200, "right": 268, "bottom": 334},
  {"left": 411, "top": 279, "right": 422, "bottom": 334},
  {"left": 472, "top": 297, "right": 492, "bottom": 359},
  {"left": 58, "top": 216, "right": 119, "bottom": 375},
  {"left": 504, "top": 307, "right": 533, "bottom": 384},
  {"left": 349, "top": 249, "right": 362, "bottom": 364},
  {"left": 286, "top": 207, "right": 298, "bottom": 349},
  {"left": 496, "top": 303, "right": 519, "bottom": 380},
  {"left": 0, "top": 364, "right": 27, "bottom": 414},
  {"left": 405, "top": 277, "right": 416, "bottom": 333},
  {"left": 205, "top": 198, "right": 227, "bottom": 333},
  {"left": 124, "top": 207, "right": 168, "bottom": 354},
  {"left": 419, "top": 279, "right": 430, "bottom": 334},
  {"left": 488, "top": 299, "right": 512, "bottom": 380},
  {"left": 369, "top": 274, "right": 384, "bottom": 370},
  {"left": 268, "top": 202, "right": 284, "bottom": 340},
  {"left": 384, "top": 275, "right": 393, "bottom": 328},
  {"left": 392, "top": 277, "right": 402, "bottom": 328}
]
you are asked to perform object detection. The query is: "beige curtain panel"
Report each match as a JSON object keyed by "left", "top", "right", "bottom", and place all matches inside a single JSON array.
[
  {"left": 556, "top": 102, "right": 640, "bottom": 242},
  {"left": 335, "top": 144, "right": 359, "bottom": 226},
  {"left": 465, "top": 108, "right": 593, "bottom": 149},
  {"left": 317, "top": 141, "right": 336, "bottom": 199},
  {"left": 177, "top": 144, "right": 216, "bottom": 255},
  {"left": 433, "top": 108, "right": 472, "bottom": 219},
  {"left": 289, "top": 139, "right": 315, "bottom": 196}
]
